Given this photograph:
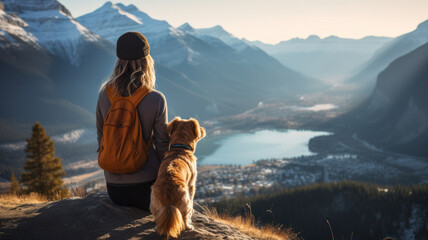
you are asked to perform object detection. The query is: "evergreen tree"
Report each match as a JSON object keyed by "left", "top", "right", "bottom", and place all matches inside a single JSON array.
[
  {"left": 21, "top": 122, "right": 66, "bottom": 195},
  {"left": 8, "top": 172, "right": 21, "bottom": 194}
]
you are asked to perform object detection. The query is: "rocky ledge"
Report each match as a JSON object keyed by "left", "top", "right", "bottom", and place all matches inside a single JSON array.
[{"left": 0, "top": 193, "right": 253, "bottom": 240}]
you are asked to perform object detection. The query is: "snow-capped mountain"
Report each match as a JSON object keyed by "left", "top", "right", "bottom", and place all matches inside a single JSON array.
[
  {"left": 3, "top": 0, "right": 106, "bottom": 66},
  {"left": 348, "top": 19, "right": 428, "bottom": 90},
  {"left": 250, "top": 35, "right": 392, "bottom": 79},
  {"left": 78, "top": 2, "right": 325, "bottom": 116},
  {"left": 77, "top": 2, "right": 192, "bottom": 66},
  {"left": 0, "top": 0, "right": 326, "bottom": 143},
  {"left": 0, "top": 7, "right": 41, "bottom": 49},
  {"left": 78, "top": 2, "right": 170, "bottom": 41},
  {"left": 0, "top": 0, "right": 117, "bottom": 143},
  {"left": 178, "top": 23, "right": 249, "bottom": 51}
]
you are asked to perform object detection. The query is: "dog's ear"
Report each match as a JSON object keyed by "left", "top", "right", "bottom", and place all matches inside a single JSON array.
[
  {"left": 190, "top": 118, "right": 206, "bottom": 139},
  {"left": 167, "top": 117, "right": 181, "bottom": 136},
  {"left": 199, "top": 127, "right": 206, "bottom": 139}
]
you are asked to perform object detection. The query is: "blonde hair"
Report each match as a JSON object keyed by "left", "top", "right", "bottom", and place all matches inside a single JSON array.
[{"left": 102, "top": 55, "right": 156, "bottom": 96}]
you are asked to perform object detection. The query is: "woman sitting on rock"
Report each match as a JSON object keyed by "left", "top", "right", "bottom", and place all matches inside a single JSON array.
[{"left": 96, "top": 32, "right": 169, "bottom": 211}]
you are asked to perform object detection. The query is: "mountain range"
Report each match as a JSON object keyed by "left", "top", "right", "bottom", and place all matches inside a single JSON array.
[
  {"left": 1, "top": 0, "right": 427, "bottom": 160},
  {"left": 348, "top": 19, "right": 428, "bottom": 92},
  {"left": 77, "top": 2, "right": 325, "bottom": 115},
  {"left": 0, "top": 0, "right": 324, "bottom": 142},
  {"left": 252, "top": 35, "right": 392, "bottom": 80}
]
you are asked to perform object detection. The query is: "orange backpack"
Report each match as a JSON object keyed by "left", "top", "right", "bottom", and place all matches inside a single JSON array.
[{"left": 98, "top": 85, "right": 151, "bottom": 174}]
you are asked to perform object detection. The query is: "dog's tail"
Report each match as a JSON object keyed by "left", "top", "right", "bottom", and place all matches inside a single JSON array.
[{"left": 156, "top": 205, "right": 185, "bottom": 239}]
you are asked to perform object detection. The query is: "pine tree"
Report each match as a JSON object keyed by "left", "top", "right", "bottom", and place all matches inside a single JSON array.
[
  {"left": 21, "top": 122, "right": 66, "bottom": 196},
  {"left": 8, "top": 172, "right": 21, "bottom": 194}
]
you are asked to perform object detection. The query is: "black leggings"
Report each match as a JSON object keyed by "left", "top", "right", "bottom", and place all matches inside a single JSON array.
[{"left": 107, "top": 179, "right": 156, "bottom": 211}]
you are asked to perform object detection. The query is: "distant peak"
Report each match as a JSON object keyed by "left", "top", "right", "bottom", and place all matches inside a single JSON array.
[
  {"left": 204, "top": 25, "right": 229, "bottom": 34},
  {"left": 416, "top": 19, "right": 428, "bottom": 30},
  {"left": 115, "top": 3, "right": 125, "bottom": 8},
  {"left": 111, "top": 3, "right": 139, "bottom": 12},
  {"left": 325, "top": 35, "right": 339, "bottom": 40},
  {"left": 212, "top": 25, "right": 225, "bottom": 31},
  {"left": 3, "top": 0, "right": 72, "bottom": 16},
  {"left": 101, "top": 1, "right": 113, "bottom": 7},
  {"left": 306, "top": 35, "right": 321, "bottom": 40},
  {"left": 180, "top": 22, "right": 192, "bottom": 28},
  {"left": 125, "top": 4, "right": 138, "bottom": 11},
  {"left": 178, "top": 22, "right": 194, "bottom": 32},
  {"left": 360, "top": 36, "right": 392, "bottom": 41}
]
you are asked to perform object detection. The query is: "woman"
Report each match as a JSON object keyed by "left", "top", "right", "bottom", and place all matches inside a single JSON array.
[{"left": 96, "top": 32, "right": 169, "bottom": 211}]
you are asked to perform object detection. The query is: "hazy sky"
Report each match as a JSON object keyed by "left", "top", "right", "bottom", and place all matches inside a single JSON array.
[{"left": 61, "top": 0, "right": 428, "bottom": 44}]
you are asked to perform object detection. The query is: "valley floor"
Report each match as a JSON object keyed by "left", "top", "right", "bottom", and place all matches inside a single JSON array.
[
  {"left": 51, "top": 130, "right": 428, "bottom": 203},
  {"left": 195, "top": 132, "right": 428, "bottom": 202},
  {"left": 2, "top": 93, "right": 427, "bottom": 203}
]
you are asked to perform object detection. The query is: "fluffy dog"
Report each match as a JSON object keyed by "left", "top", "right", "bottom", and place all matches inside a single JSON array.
[{"left": 150, "top": 117, "right": 206, "bottom": 238}]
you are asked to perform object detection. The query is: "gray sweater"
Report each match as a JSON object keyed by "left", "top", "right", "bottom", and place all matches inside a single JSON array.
[{"left": 96, "top": 86, "right": 170, "bottom": 184}]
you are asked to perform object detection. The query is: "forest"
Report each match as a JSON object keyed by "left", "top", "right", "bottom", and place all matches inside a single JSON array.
[{"left": 210, "top": 181, "right": 428, "bottom": 240}]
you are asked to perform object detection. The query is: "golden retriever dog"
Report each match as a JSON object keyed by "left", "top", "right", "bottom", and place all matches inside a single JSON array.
[{"left": 150, "top": 117, "right": 206, "bottom": 238}]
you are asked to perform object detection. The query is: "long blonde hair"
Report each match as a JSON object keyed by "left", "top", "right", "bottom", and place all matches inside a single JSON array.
[{"left": 102, "top": 55, "right": 156, "bottom": 96}]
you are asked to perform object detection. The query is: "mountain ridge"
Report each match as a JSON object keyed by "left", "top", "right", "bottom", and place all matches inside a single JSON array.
[
  {"left": 3, "top": 0, "right": 110, "bottom": 66},
  {"left": 250, "top": 34, "right": 392, "bottom": 79},
  {"left": 348, "top": 18, "right": 428, "bottom": 91},
  {"left": 352, "top": 42, "right": 428, "bottom": 157},
  {"left": 329, "top": 42, "right": 428, "bottom": 158}
]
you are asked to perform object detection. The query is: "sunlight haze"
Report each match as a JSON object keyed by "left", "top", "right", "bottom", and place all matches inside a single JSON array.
[{"left": 61, "top": 0, "right": 428, "bottom": 44}]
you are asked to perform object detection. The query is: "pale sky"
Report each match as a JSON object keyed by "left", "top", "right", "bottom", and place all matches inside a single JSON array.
[{"left": 61, "top": 0, "right": 428, "bottom": 44}]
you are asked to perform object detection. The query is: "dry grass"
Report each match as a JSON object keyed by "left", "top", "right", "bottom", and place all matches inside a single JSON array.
[
  {"left": 70, "top": 187, "right": 87, "bottom": 198},
  {"left": 0, "top": 193, "right": 48, "bottom": 208},
  {"left": 200, "top": 204, "right": 301, "bottom": 240},
  {"left": 0, "top": 187, "right": 83, "bottom": 209}
]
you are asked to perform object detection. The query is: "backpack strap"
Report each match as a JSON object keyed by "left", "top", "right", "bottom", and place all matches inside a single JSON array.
[
  {"left": 106, "top": 85, "right": 150, "bottom": 105},
  {"left": 130, "top": 87, "right": 153, "bottom": 149},
  {"left": 105, "top": 85, "right": 122, "bottom": 103},
  {"left": 106, "top": 85, "right": 153, "bottom": 148},
  {"left": 128, "top": 86, "right": 151, "bottom": 106}
]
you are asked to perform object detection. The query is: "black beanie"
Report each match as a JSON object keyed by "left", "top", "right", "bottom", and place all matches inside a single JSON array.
[{"left": 116, "top": 32, "right": 150, "bottom": 60}]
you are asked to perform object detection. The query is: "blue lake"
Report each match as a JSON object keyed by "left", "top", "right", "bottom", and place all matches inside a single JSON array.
[{"left": 196, "top": 129, "right": 331, "bottom": 166}]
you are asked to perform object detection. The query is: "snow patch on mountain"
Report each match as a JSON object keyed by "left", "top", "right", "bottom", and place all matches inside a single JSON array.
[
  {"left": 0, "top": 8, "right": 43, "bottom": 49},
  {"left": 77, "top": 2, "right": 195, "bottom": 66},
  {"left": 3, "top": 0, "right": 104, "bottom": 65},
  {"left": 399, "top": 205, "right": 426, "bottom": 240},
  {"left": 179, "top": 23, "right": 250, "bottom": 51},
  {"left": 3, "top": 0, "right": 70, "bottom": 14},
  {"left": 77, "top": 2, "right": 171, "bottom": 43},
  {"left": 0, "top": 128, "right": 97, "bottom": 151},
  {"left": 52, "top": 128, "right": 97, "bottom": 144},
  {"left": 111, "top": 3, "right": 142, "bottom": 24}
]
